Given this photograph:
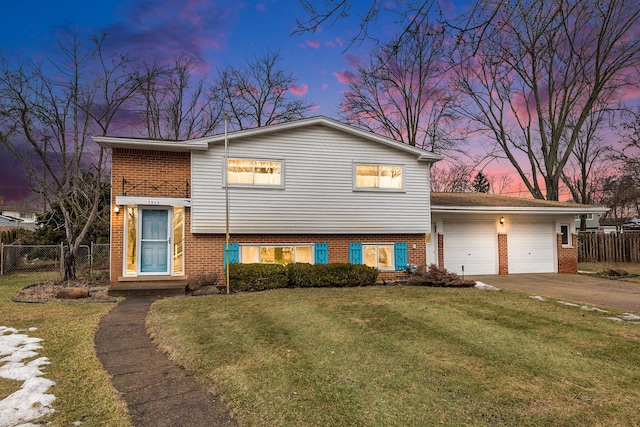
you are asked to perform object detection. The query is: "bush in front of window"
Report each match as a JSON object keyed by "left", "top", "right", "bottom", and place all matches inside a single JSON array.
[
  {"left": 288, "top": 263, "right": 378, "bottom": 288},
  {"left": 229, "top": 263, "right": 288, "bottom": 292},
  {"left": 407, "top": 264, "right": 476, "bottom": 288}
]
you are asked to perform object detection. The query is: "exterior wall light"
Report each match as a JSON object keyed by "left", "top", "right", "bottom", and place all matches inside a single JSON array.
[
  {"left": 500, "top": 216, "right": 505, "bottom": 225},
  {"left": 114, "top": 205, "right": 120, "bottom": 214}
]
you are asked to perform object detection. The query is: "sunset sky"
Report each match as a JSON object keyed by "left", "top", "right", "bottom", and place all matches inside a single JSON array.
[
  {"left": 1, "top": 1, "right": 630, "bottom": 204},
  {"left": 1, "top": 0, "right": 451, "bottom": 202}
]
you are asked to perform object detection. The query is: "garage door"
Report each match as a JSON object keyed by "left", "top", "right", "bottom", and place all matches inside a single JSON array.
[
  {"left": 508, "top": 222, "right": 556, "bottom": 273},
  {"left": 443, "top": 221, "right": 497, "bottom": 275}
]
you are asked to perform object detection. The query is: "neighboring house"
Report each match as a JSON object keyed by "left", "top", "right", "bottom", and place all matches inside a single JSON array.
[
  {"left": 574, "top": 213, "right": 600, "bottom": 233},
  {"left": 0, "top": 201, "right": 40, "bottom": 231},
  {"left": 0, "top": 214, "right": 23, "bottom": 231},
  {"left": 429, "top": 192, "right": 608, "bottom": 275},
  {"left": 96, "top": 116, "right": 607, "bottom": 291},
  {"left": 95, "top": 116, "right": 442, "bottom": 288}
]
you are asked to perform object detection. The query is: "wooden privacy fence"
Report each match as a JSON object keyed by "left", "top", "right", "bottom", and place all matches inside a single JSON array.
[{"left": 578, "top": 232, "right": 640, "bottom": 263}]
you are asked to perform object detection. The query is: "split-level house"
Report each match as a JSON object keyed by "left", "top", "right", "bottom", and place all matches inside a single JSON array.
[{"left": 95, "top": 116, "right": 607, "bottom": 292}]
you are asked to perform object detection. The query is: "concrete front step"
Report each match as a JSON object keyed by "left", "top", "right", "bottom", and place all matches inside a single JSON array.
[{"left": 108, "top": 281, "right": 187, "bottom": 297}]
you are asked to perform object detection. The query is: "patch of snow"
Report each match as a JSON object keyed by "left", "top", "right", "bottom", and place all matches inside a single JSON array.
[
  {"left": 580, "top": 306, "right": 608, "bottom": 313},
  {"left": 0, "top": 327, "right": 55, "bottom": 427},
  {"left": 615, "top": 313, "right": 640, "bottom": 324},
  {"left": 558, "top": 301, "right": 580, "bottom": 307},
  {"left": 529, "top": 296, "right": 547, "bottom": 301},
  {"left": 557, "top": 301, "right": 608, "bottom": 313},
  {"left": 606, "top": 317, "right": 625, "bottom": 322},
  {"left": 474, "top": 282, "right": 500, "bottom": 291}
]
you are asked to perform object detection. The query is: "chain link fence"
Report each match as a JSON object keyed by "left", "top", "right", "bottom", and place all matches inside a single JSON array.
[{"left": 0, "top": 243, "right": 110, "bottom": 279}]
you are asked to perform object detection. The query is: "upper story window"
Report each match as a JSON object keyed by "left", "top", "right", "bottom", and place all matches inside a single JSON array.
[
  {"left": 20, "top": 212, "right": 33, "bottom": 220},
  {"left": 355, "top": 164, "right": 403, "bottom": 190},
  {"left": 227, "top": 159, "right": 282, "bottom": 187}
]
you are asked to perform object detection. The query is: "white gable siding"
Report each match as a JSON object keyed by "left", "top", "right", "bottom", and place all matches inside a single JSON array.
[{"left": 191, "top": 124, "right": 431, "bottom": 234}]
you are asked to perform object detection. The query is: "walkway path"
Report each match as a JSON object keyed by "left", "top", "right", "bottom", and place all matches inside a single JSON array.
[{"left": 95, "top": 297, "right": 237, "bottom": 427}]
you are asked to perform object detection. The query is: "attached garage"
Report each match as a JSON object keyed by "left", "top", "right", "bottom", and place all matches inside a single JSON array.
[
  {"left": 443, "top": 221, "right": 497, "bottom": 275},
  {"left": 430, "top": 192, "right": 609, "bottom": 275},
  {"left": 507, "top": 221, "right": 556, "bottom": 273}
]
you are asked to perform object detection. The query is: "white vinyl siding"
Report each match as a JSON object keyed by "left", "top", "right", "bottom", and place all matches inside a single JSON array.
[{"left": 191, "top": 125, "right": 431, "bottom": 234}]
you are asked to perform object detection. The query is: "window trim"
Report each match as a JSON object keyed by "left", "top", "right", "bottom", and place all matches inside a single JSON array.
[
  {"left": 239, "top": 243, "right": 315, "bottom": 265},
  {"left": 353, "top": 162, "right": 404, "bottom": 192},
  {"left": 224, "top": 157, "right": 285, "bottom": 189}
]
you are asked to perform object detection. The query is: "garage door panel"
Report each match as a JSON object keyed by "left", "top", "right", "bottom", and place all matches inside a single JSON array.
[
  {"left": 443, "top": 221, "right": 497, "bottom": 275},
  {"left": 508, "top": 222, "right": 556, "bottom": 273}
]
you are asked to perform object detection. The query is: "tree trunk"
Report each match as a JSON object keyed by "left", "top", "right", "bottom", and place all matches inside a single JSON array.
[{"left": 64, "top": 249, "right": 76, "bottom": 281}]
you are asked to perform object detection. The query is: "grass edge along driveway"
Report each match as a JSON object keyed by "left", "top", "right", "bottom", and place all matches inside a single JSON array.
[{"left": 148, "top": 286, "right": 640, "bottom": 427}]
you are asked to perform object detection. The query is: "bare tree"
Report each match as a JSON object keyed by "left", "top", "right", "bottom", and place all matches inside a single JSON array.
[
  {"left": 0, "top": 34, "right": 140, "bottom": 280},
  {"left": 560, "top": 108, "right": 612, "bottom": 229},
  {"left": 340, "top": 22, "right": 460, "bottom": 152},
  {"left": 430, "top": 161, "right": 474, "bottom": 192},
  {"left": 295, "top": 1, "right": 440, "bottom": 49},
  {"left": 138, "top": 54, "right": 222, "bottom": 140},
  {"left": 213, "top": 51, "right": 314, "bottom": 130},
  {"left": 454, "top": 0, "right": 640, "bottom": 200}
]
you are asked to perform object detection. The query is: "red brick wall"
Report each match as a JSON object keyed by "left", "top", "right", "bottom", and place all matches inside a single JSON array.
[
  {"left": 557, "top": 233, "right": 578, "bottom": 273},
  {"left": 498, "top": 233, "right": 508, "bottom": 275},
  {"left": 437, "top": 234, "right": 444, "bottom": 269},
  {"left": 186, "top": 233, "right": 427, "bottom": 283},
  {"left": 110, "top": 148, "right": 191, "bottom": 284}
]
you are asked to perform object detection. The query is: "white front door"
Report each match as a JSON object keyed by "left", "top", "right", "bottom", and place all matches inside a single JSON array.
[{"left": 139, "top": 209, "right": 170, "bottom": 274}]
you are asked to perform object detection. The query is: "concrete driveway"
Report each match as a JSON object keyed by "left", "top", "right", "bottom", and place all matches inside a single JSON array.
[{"left": 469, "top": 273, "right": 640, "bottom": 313}]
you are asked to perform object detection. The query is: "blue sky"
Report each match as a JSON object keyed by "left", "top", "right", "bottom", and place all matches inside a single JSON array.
[
  {"left": 0, "top": 0, "right": 409, "bottom": 118},
  {"left": 2, "top": 0, "right": 425, "bottom": 201}
]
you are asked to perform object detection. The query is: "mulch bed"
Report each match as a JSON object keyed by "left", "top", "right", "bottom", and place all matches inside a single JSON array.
[{"left": 13, "top": 279, "right": 117, "bottom": 303}]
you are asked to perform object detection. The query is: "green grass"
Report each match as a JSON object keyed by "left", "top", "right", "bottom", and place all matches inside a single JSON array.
[
  {"left": 0, "top": 273, "right": 132, "bottom": 426},
  {"left": 148, "top": 287, "right": 640, "bottom": 426}
]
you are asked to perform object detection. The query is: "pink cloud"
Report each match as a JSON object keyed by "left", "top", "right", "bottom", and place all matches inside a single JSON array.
[
  {"left": 321, "top": 83, "right": 328, "bottom": 90},
  {"left": 326, "top": 41, "right": 336, "bottom": 48},
  {"left": 333, "top": 69, "right": 357, "bottom": 85},
  {"left": 255, "top": 3, "right": 266, "bottom": 12},
  {"left": 335, "top": 37, "right": 344, "bottom": 47},
  {"left": 289, "top": 83, "right": 308, "bottom": 96},
  {"left": 345, "top": 54, "right": 361, "bottom": 69},
  {"left": 307, "top": 40, "right": 320, "bottom": 49},
  {"left": 101, "top": 0, "right": 230, "bottom": 72}
]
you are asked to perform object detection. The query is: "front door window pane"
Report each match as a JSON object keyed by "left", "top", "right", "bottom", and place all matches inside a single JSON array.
[
  {"left": 173, "top": 207, "right": 184, "bottom": 274},
  {"left": 126, "top": 206, "right": 137, "bottom": 275}
]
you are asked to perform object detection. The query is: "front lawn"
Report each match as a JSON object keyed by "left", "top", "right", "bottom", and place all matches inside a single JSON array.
[
  {"left": 0, "top": 274, "right": 132, "bottom": 426},
  {"left": 148, "top": 286, "right": 640, "bottom": 426}
]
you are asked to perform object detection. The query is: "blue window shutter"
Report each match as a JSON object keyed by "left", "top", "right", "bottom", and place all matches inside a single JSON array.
[
  {"left": 224, "top": 243, "right": 239, "bottom": 271},
  {"left": 315, "top": 243, "right": 329, "bottom": 264},
  {"left": 349, "top": 242, "right": 362, "bottom": 264},
  {"left": 394, "top": 242, "right": 407, "bottom": 270}
]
